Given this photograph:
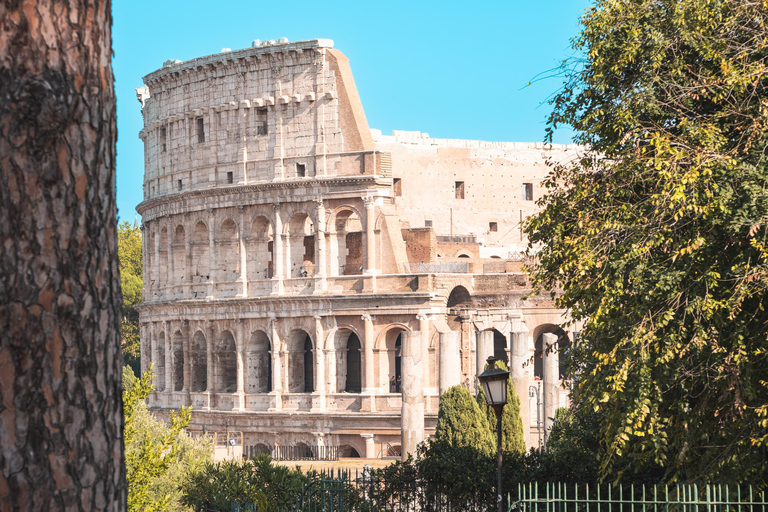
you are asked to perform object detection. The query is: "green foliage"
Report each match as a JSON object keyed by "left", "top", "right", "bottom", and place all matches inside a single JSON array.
[
  {"left": 434, "top": 385, "right": 495, "bottom": 455},
  {"left": 476, "top": 360, "right": 526, "bottom": 454},
  {"left": 118, "top": 221, "right": 142, "bottom": 374},
  {"left": 124, "top": 365, "right": 211, "bottom": 512},
  {"left": 180, "top": 455, "right": 307, "bottom": 512},
  {"left": 526, "top": 0, "right": 768, "bottom": 484}
]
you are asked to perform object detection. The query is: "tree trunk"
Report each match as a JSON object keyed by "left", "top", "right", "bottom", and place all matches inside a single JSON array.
[{"left": 0, "top": 1, "right": 125, "bottom": 511}]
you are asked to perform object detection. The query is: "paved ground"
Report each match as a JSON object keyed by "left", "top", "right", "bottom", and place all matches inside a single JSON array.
[{"left": 275, "top": 458, "right": 397, "bottom": 474}]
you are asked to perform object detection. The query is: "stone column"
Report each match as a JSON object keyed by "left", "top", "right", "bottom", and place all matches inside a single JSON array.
[
  {"left": 476, "top": 330, "right": 495, "bottom": 377},
  {"left": 164, "top": 320, "right": 172, "bottom": 393},
  {"left": 235, "top": 320, "right": 246, "bottom": 411},
  {"left": 438, "top": 331, "right": 461, "bottom": 394},
  {"left": 510, "top": 331, "right": 529, "bottom": 438},
  {"left": 362, "top": 315, "right": 375, "bottom": 393},
  {"left": 314, "top": 200, "right": 327, "bottom": 292},
  {"left": 542, "top": 332, "right": 560, "bottom": 443},
  {"left": 361, "top": 433, "right": 376, "bottom": 459},
  {"left": 363, "top": 197, "right": 378, "bottom": 274},
  {"left": 417, "top": 314, "right": 431, "bottom": 391},
  {"left": 311, "top": 316, "right": 326, "bottom": 411},
  {"left": 205, "top": 320, "right": 215, "bottom": 410},
  {"left": 401, "top": 330, "right": 424, "bottom": 460},
  {"left": 182, "top": 320, "right": 191, "bottom": 394},
  {"left": 269, "top": 316, "right": 283, "bottom": 411},
  {"left": 271, "top": 204, "right": 284, "bottom": 294},
  {"left": 206, "top": 209, "right": 215, "bottom": 299},
  {"left": 238, "top": 206, "right": 248, "bottom": 297},
  {"left": 328, "top": 233, "right": 339, "bottom": 276}
]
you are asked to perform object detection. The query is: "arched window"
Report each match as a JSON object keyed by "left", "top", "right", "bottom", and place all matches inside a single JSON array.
[
  {"left": 215, "top": 331, "right": 237, "bottom": 393},
  {"left": 191, "top": 331, "right": 207, "bottom": 392},
  {"left": 447, "top": 286, "right": 471, "bottom": 308},
  {"left": 345, "top": 334, "right": 362, "bottom": 393},
  {"left": 156, "top": 332, "right": 166, "bottom": 391},
  {"left": 303, "top": 336, "right": 314, "bottom": 393},
  {"left": 534, "top": 327, "right": 568, "bottom": 379},
  {"left": 246, "top": 331, "right": 271, "bottom": 393},
  {"left": 173, "top": 330, "right": 184, "bottom": 391}
]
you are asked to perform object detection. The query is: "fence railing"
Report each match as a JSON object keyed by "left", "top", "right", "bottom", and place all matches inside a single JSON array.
[
  {"left": 261, "top": 444, "right": 340, "bottom": 461},
  {"left": 515, "top": 482, "right": 768, "bottom": 512}
]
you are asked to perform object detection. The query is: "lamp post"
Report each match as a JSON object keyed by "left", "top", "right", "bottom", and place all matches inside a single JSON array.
[
  {"left": 529, "top": 382, "right": 543, "bottom": 451},
  {"left": 477, "top": 356, "right": 509, "bottom": 512}
]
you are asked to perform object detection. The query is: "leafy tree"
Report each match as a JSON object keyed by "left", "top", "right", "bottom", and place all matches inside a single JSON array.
[
  {"left": 526, "top": 0, "right": 768, "bottom": 484},
  {"left": 124, "top": 365, "right": 202, "bottom": 511},
  {"left": 434, "top": 385, "right": 495, "bottom": 455},
  {"left": 118, "top": 220, "right": 143, "bottom": 374},
  {"left": 476, "top": 360, "right": 526, "bottom": 453}
]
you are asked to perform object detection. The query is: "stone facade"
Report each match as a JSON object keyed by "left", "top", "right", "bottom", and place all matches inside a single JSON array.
[{"left": 135, "top": 38, "right": 580, "bottom": 459}]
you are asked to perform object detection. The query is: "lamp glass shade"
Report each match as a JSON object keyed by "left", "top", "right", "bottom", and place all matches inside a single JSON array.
[{"left": 477, "top": 357, "right": 509, "bottom": 407}]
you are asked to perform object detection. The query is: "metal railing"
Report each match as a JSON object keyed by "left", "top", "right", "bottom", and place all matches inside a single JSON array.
[
  {"left": 515, "top": 482, "right": 767, "bottom": 512},
  {"left": 270, "top": 445, "right": 340, "bottom": 461}
]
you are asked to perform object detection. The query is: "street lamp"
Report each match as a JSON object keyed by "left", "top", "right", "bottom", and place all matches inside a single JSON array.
[
  {"left": 529, "top": 382, "right": 543, "bottom": 451},
  {"left": 477, "top": 356, "right": 509, "bottom": 512}
]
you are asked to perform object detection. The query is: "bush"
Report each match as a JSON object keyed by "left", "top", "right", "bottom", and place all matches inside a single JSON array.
[{"left": 434, "top": 385, "right": 495, "bottom": 455}]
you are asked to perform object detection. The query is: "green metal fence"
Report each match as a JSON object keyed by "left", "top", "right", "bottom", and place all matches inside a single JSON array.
[{"left": 514, "top": 482, "right": 768, "bottom": 512}]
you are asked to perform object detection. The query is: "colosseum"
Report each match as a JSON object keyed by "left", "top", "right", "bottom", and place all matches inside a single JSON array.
[{"left": 135, "top": 38, "right": 580, "bottom": 460}]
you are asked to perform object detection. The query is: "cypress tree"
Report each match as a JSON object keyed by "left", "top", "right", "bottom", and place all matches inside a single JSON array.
[
  {"left": 434, "top": 385, "right": 495, "bottom": 455},
  {"left": 476, "top": 361, "right": 526, "bottom": 453}
]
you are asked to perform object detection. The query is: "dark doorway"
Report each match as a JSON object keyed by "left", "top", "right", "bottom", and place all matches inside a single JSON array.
[{"left": 346, "top": 334, "right": 362, "bottom": 393}]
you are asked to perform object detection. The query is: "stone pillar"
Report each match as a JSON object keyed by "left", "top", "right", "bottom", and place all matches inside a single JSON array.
[
  {"left": 312, "top": 316, "right": 326, "bottom": 411},
  {"left": 417, "top": 314, "right": 431, "bottom": 391},
  {"left": 363, "top": 197, "right": 377, "bottom": 274},
  {"left": 205, "top": 321, "right": 215, "bottom": 409},
  {"left": 238, "top": 207, "right": 248, "bottom": 297},
  {"left": 438, "top": 331, "right": 461, "bottom": 394},
  {"left": 362, "top": 315, "right": 375, "bottom": 393},
  {"left": 542, "top": 332, "right": 559, "bottom": 443},
  {"left": 476, "top": 330, "right": 495, "bottom": 377},
  {"left": 164, "top": 321, "right": 172, "bottom": 393},
  {"left": 401, "top": 330, "right": 424, "bottom": 460},
  {"left": 510, "top": 331, "right": 529, "bottom": 438},
  {"left": 206, "top": 210, "right": 215, "bottom": 299},
  {"left": 184, "top": 226, "right": 192, "bottom": 295},
  {"left": 235, "top": 320, "right": 245, "bottom": 411},
  {"left": 271, "top": 204, "right": 284, "bottom": 293},
  {"left": 314, "top": 200, "right": 327, "bottom": 292},
  {"left": 328, "top": 233, "right": 339, "bottom": 276},
  {"left": 361, "top": 433, "right": 376, "bottom": 459},
  {"left": 182, "top": 320, "right": 191, "bottom": 394},
  {"left": 269, "top": 316, "right": 283, "bottom": 411}
]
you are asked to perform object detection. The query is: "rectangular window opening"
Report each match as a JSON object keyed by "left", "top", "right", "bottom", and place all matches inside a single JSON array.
[
  {"left": 160, "top": 127, "right": 167, "bottom": 153},
  {"left": 523, "top": 183, "right": 533, "bottom": 201},
  {"left": 227, "top": 171, "right": 234, "bottom": 184},
  {"left": 455, "top": 181, "right": 465, "bottom": 199},
  {"left": 177, "top": 179, "right": 183, "bottom": 191},
  {"left": 256, "top": 108, "right": 268, "bottom": 135},
  {"left": 196, "top": 117, "right": 205, "bottom": 143},
  {"left": 393, "top": 178, "right": 402, "bottom": 197},
  {"left": 296, "top": 163, "right": 306, "bottom": 178},
  {"left": 489, "top": 222, "right": 498, "bottom": 232},
  {"left": 425, "top": 220, "right": 433, "bottom": 228}
]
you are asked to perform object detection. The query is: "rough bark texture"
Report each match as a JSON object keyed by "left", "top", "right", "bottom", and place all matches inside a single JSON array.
[{"left": 0, "top": 1, "right": 125, "bottom": 511}]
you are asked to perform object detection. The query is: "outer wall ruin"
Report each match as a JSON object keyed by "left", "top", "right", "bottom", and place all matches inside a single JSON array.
[{"left": 136, "top": 38, "right": 580, "bottom": 459}]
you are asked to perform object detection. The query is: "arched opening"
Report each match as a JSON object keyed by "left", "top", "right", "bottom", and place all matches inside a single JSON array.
[
  {"left": 172, "top": 330, "right": 184, "bottom": 391},
  {"left": 447, "top": 286, "right": 471, "bottom": 308},
  {"left": 156, "top": 331, "right": 166, "bottom": 391},
  {"left": 190, "top": 330, "right": 207, "bottom": 392},
  {"left": 534, "top": 326, "right": 568, "bottom": 379},
  {"left": 192, "top": 221, "right": 210, "bottom": 282},
  {"left": 158, "top": 227, "right": 169, "bottom": 287},
  {"left": 457, "top": 253, "right": 470, "bottom": 258},
  {"left": 148, "top": 231, "right": 156, "bottom": 286},
  {"left": 252, "top": 443, "right": 271, "bottom": 458},
  {"left": 215, "top": 331, "right": 237, "bottom": 393},
  {"left": 216, "top": 218, "right": 239, "bottom": 284},
  {"left": 493, "top": 329, "right": 509, "bottom": 366},
  {"left": 380, "top": 329, "right": 404, "bottom": 393},
  {"left": 339, "top": 445, "right": 360, "bottom": 458},
  {"left": 286, "top": 213, "right": 315, "bottom": 278},
  {"left": 173, "top": 225, "right": 186, "bottom": 286},
  {"left": 345, "top": 333, "right": 362, "bottom": 393},
  {"left": 246, "top": 331, "right": 271, "bottom": 393},
  {"left": 248, "top": 216, "right": 273, "bottom": 281},
  {"left": 333, "top": 209, "right": 363, "bottom": 276},
  {"left": 287, "top": 330, "right": 314, "bottom": 392}
]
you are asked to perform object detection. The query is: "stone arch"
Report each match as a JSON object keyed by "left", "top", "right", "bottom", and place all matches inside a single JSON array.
[
  {"left": 493, "top": 328, "right": 509, "bottom": 366},
  {"left": 246, "top": 330, "right": 271, "bottom": 393},
  {"left": 339, "top": 445, "right": 361, "bottom": 458},
  {"left": 376, "top": 326, "right": 410, "bottom": 393},
  {"left": 287, "top": 330, "right": 314, "bottom": 392},
  {"left": 457, "top": 253, "right": 471, "bottom": 258},
  {"left": 172, "top": 330, "right": 184, "bottom": 391},
  {"left": 447, "top": 286, "right": 472, "bottom": 308},
  {"left": 248, "top": 215, "right": 274, "bottom": 281},
  {"left": 285, "top": 213, "right": 315, "bottom": 278},
  {"left": 332, "top": 329, "right": 362, "bottom": 393},
  {"left": 330, "top": 207, "right": 363, "bottom": 276},
  {"left": 215, "top": 330, "right": 237, "bottom": 393},
  {"left": 173, "top": 225, "right": 186, "bottom": 286},
  {"left": 533, "top": 324, "right": 569, "bottom": 379},
  {"left": 216, "top": 218, "right": 240, "bottom": 284},
  {"left": 156, "top": 331, "right": 166, "bottom": 391},
  {"left": 190, "top": 330, "right": 207, "bottom": 392},
  {"left": 191, "top": 221, "right": 210, "bottom": 281}
]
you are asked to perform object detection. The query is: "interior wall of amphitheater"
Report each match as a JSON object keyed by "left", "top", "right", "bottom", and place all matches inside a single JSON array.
[{"left": 136, "top": 38, "right": 581, "bottom": 458}]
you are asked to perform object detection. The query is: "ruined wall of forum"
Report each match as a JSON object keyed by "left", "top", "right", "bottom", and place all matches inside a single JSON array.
[
  {"left": 138, "top": 39, "right": 374, "bottom": 202},
  {"left": 374, "top": 130, "right": 581, "bottom": 256}
]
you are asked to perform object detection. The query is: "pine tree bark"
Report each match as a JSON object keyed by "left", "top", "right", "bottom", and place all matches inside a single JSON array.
[{"left": 0, "top": 1, "right": 125, "bottom": 511}]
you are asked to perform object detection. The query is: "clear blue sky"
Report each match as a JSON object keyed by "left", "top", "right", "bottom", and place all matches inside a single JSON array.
[{"left": 113, "top": 0, "right": 592, "bottom": 221}]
